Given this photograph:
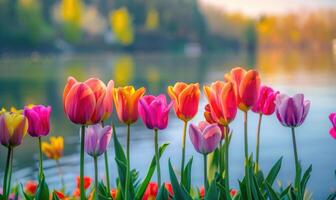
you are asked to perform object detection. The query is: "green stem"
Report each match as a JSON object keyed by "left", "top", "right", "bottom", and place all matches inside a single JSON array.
[
  {"left": 80, "top": 125, "right": 86, "bottom": 200},
  {"left": 125, "top": 124, "right": 131, "bottom": 200},
  {"left": 3, "top": 147, "right": 12, "bottom": 199},
  {"left": 224, "top": 126, "right": 230, "bottom": 193},
  {"left": 244, "top": 111, "right": 252, "bottom": 199},
  {"left": 255, "top": 114, "right": 263, "bottom": 173},
  {"left": 38, "top": 137, "right": 44, "bottom": 180},
  {"left": 203, "top": 154, "right": 208, "bottom": 192},
  {"left": 101, "top": 121, "right": 111, "bottom": 192},
  {"left": 219, "top": 140, "right": 223, "bottom": 176},
  {"left": 181, "top": 121, "right": 188, "bottom": 180},
  {"left": 94, "top": 156, "right": 99, "bottom": 200},
  {"left": 6, "top": 147, "right": 13, "bottom": 196},
  {"left": 154, "top": 129, "right": 161, "bottom": 186},
  {"left": 291, "top": 127, "right": 300, "bottom": 187}
]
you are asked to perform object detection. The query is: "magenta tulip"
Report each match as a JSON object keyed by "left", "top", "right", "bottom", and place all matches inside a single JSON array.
[
  {"left": 252, "top": 86, "right": 279, "bottom": 115},
  {"left": 275, "top": 94, "right": 310, "bottom": 127},
  {"left": 329, "top": 113, "right": 336, "bottom": 139},
  {"left": 189, "top": 121, "right": 222, "bottom": 155},
  {"left": 85, "top": 124, "right": 112, "bottom": 157},
  {"left": 24, "top": 105, "right": 52, "bottom": 137},
  {"left": 138, "top": 94, "right": 173, "bottom": 130}
]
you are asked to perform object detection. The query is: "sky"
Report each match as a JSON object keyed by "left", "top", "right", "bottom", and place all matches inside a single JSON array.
[{"left": 199, "top": 0, "right": 336, "bottom": 17}]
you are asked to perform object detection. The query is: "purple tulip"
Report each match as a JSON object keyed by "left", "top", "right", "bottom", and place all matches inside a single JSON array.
[
  {"left": 329, "top": 113, "right": 336, "bottom": 139},
  {"left": 275, "top": 94, "right": 310, "bottom": 127},
  {"left": 0, "top": 112, "right": 28, "bottom": 147},
  {"left": 23, "top": 105, "right": 52, "bottom": 137},
  {"left": 189, "top": 121, "right": 222, "bottom": 155},
  {"left": 252, "top": 86, "right": 279, "bottom": 115},
  {"left": 138, "top": 94, "right": 173, "bottom": 130},
  {"left": 85, "top": 124, "right": 112, "bottom": 157}
]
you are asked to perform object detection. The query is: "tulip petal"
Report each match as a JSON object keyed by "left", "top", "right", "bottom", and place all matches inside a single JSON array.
[
  {"left": 178, "top": 83, "right": 200, "bottom": 121},
  {"left": 330, "top": 128, "right": 336, "bottom": 139},
  {"left": 189, "top": 123, "right": 202, "bottom": 153},
  {"left": 63, "top": 77, "right": 77, "bottom": 110}
]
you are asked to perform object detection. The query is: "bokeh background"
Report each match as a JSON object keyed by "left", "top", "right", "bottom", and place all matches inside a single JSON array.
[{"left": 0, "top": 0, "right": 336, "bottom": 198}]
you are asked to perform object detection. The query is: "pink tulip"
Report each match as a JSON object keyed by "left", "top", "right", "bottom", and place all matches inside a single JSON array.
[
  {"left": 189, "top": 121, "right": 222, "bottom": 155},
  {"left": 24, "top": 105, "right": 51, "bottom": 137},
  {"left": 85, "top": 124, "right": 112, "bottom": 157},
  {"left": 252, "top": 86, "right": 279, "bottom": 115},
  {"left": 329, "top": 113, "right": 336, "bottom": 139},
  {"left": 138, "top": 95, "right": 173, "bottom": 130}
]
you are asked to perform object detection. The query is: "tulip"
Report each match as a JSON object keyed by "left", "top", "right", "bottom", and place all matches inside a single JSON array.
[
  {"left": 275, "top": 93, "right": 310, "bottom": 189},
  {"left": 189, "top": 121, "right": 221, "bottom": 193},
  {"left": 111, "top": 189, "right": 117, "bottom": 199},
  {"left": 63, "top": 77, "right": 113, "bottom": 200},
  {"left": 24, "top": 181, "right": 38, "bottom": 196},
  {"left": 42, "top": 136, "right": 65, "bottom": 187},
  {"left": 138, "top": 94, "right": 172, "bottom": 186},
  {"left": 203, "top": 81, "right": 237, "bottom": 190},
  {"left": 112, "top": 85, "right": 145, "bottom": 199},
  {"left": 251, "top": 86, "right": 279, "bottom": 172},
  {"left": 0, "top": 111, "right": 28, "bottom": 199},
  {"left": 329, "top": 113, "right": 336, "bottom": 139},
  {"left": 85, "top": 124, "right": 112, "bottom": 200},
  {"left": 138, "top": 95, "right": 173, "bottom": 130},
  {"left": 142, "top": 182, "right": 174, "bottom": 200},
  {"left": 167, "top": 82, "right": 200, "bottom": 179}
]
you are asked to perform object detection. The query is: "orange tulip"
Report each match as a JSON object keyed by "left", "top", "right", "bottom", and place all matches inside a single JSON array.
[
  {"left": 112, "top": 86, "right": 146, "bottom": 125},
  {"left": 63, "top": 77, "right": 114, "bottom": 125},
  {"left": 167, "top": 82, "right": 200, "bottom": 122},
  {"left": 204, "top": 81, "right": 237, "bottom": 126},
  {"left": 41, "top": 136, "right": 64, "bottom": 160},
  {"left": 225, "top": 67, "right": 261, "bottom": 112}
]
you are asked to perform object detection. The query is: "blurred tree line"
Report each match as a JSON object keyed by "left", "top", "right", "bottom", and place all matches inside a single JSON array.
[{"left": 0, "top": 0, "right": 334, "bottom": 53}]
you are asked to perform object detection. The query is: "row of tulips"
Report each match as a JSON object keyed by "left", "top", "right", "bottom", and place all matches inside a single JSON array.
[{"left": 0, "top": 67, "right": 335, "bottom": 200}]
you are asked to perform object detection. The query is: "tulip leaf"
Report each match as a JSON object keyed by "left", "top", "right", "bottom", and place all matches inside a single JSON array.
[
  {"left": 134, "top": 143, "right": 169, "bottom": 200},
  {"left": 98, "top": 181, "right": 113, "bottom": 200},
  {"left": 20, "top": 183, "right": 34, "bottom": 200},
  {"left": 205, "top": 180, "right": 219, "bottom": 200},
  {"left": 157, "top": 184, "right": 169, "bottom": 200},
  {"left": 35, "top": 174, "right": 50, "bottom": 200},
  {"left": 265, "top": 183, "right": 280, "bottom": 200},
  {"left": 264, "top": 157, "right": 282, "bottom": 187},
  {"left": 181, "top": 158, "right": 193, "bottom": 193},
  {"left": 300, "top": 165, "right": 312, "bottom": 194},
  {"left": 168, "top": 159, "right": 192, "bottom": 200},
  {"left": 238, "top": 179, "right": 247, "bottom": 200},
  {"left": 279, "top": 184, "right": 291, "bottom": 199},
  {"left": 51, "top": 191, "right": 61, "bottom": 200}
]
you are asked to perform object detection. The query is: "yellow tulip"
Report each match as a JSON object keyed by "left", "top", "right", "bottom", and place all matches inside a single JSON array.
[{"left": 42, "top": 136, "right": 64, "bottom": 160}]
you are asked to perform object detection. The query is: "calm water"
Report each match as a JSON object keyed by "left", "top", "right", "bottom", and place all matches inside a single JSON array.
[{"left": 0, "top": 50, "right": 335, "bottom": 198}]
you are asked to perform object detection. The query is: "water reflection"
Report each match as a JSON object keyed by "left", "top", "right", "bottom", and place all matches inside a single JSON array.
[{"left": 0, "top": 51, "right": 335, "bottom": 198}]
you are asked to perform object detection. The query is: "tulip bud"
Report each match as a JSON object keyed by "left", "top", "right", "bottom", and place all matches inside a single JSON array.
[{"left": 85, "top": 124, "right": 112, "bottom": 157}]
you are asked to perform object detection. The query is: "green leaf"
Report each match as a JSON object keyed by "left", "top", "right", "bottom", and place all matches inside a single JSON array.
[
  {"left": 279, "top": 184, "right": 291, "bottom": 199},
  {"left": 327, "top": 191, "right": 336, "bottom": 200},
  {"left": 250, "top": 168, "right": 266, "bottom": 200},
  {"left": 205, "top": 180, "right": 219, "bottom": 200},
  {"left": 300, "top": 165, "right": 312, "bottom": 194},
  {"left": 20, "top": 183, "right": 34, "bottom": 200},
  {"left": 51, "top": 191, "right": 61, "bottom": 200},
  {"left": 238, "top": 179, "right": 247, "bottom": 200},
  {"left": 265, "top": 157, "right": 282, "bottom": 187},
  {"left": 98, "top": 181, "right": 113, "bottom": 200},
  {"left": 134, "top": 143, "right": 169, "bottom": 200},
  {"left": 168, "top": 159, "right": 192, "bottom": 200},
  {"left": 157, "top": 184, "right": 169, "bottom": 200},
  {"left": 35, "top": 174, "right": 50, "bottom": 200},
  {"left": 181, "top": 158, "right": 193, "bottom": 193},
  {"left": 265, "top": 183, "right": 280, "bottom": 200}
]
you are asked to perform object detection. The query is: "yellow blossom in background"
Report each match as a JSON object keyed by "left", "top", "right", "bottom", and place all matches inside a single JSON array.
[
  {"left": 42, "top": 136, "right": 64, "bottom": 160},
  {"left": 113, "top": 56, "right": 134, "bottom": 86},
  {"left": 60, "top": 0, "right": 82, "bottom": 25},
  {"left": 110, "top": 7, "right": 134, "bottom": 45},
  {"left": 145, "top": 8, "right": 159, "bottom": 30},
  {"left": 0, "top": 108, "right": 6, "bottom": 115}
]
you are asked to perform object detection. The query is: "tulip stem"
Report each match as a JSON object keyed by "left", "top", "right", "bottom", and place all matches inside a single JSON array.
[
  {"left": 80, "top": 125, "right": 86, "bottom": 200},
  {"left": 244, "top": 111, "right": 252, "bottom": 199},
  {"left": 38, "top": 137, "right": 44, "bottom": 180},
  {"left": 291, "top": 127, "right": 300, "bottom": 187},
  {"left": 125, "top": 124, "right": 131, "bottom": 200},
  {"left": 219, "top": 140, "right": 223, "bottom": 176},
  {"left": 181, "top": 121, "right": 188, "bottom": 181},
  {"left": 102, "top": 121, "right": 111, "bottom": 192},
  {"left": 255, "top": 113, "right": 263, "bottom": 173},
  {"left": 224, "top": 126, "right": 230, "bottom": 194},
  {"left": 154, "top": 129, "right": 161, "bottom": 186},
  {"left": 203, "top": 154, "right": 208, "bottom": 193},
  {"left": 3, "top": 147, "right": 12, "bottom": 199},
  {"left": 94, "top": 156, "right": 99, "bottom": 200}
]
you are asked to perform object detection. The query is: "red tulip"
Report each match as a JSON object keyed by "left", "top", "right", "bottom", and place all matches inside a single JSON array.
[
  {"left": 225, "top": 67, "right": 261, "bottom": 111},
  {"left": 252, "top": 86, "right": 279, "bottom": 115}
]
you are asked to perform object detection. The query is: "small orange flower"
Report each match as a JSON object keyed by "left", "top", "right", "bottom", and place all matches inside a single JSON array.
[
  {"left": 111, "top": 188, "right": 117, "bottom": 199},
  {"left": 54, "top": 190, "right": 67, "bottom": 199},
  {"left": 167, "top": 82, "right": 200, "bottom": 122},
  {"left": 41, "top": 136, "right": 64, "bottom": 160},
  {"left": 76, "top": 176, "right": 92, "bottom": 190},
  {"left": 112, "top": 86, "right": 145, "bottom": 125},
  {"left": 24, "top": 181, "right": 38, "bottom": 196},
  {"left": 225, "top": 67, "right": 261, "bottom": 112}
]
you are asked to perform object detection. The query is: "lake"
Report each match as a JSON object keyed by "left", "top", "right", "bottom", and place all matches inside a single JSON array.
[{"left": 0, "top": 50, "right": 335, "bottom": 199}]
